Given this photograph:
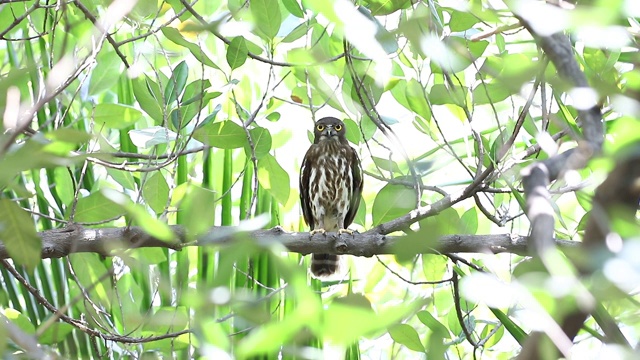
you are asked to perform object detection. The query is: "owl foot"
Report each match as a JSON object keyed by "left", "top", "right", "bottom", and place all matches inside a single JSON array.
[
  {"left": 338, "top": 228, "right": 355, "bottom": 235},
  {"left": 310, "top": 229, "right": 326, "bottom": 236}
]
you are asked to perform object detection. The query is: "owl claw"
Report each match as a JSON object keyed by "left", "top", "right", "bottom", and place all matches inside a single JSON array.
[
  {"left": 310, "top": 229, "right": 326, "bottom": 236},
  {"left": 338, "top": 228, "right": 354, "bottom": 235}
]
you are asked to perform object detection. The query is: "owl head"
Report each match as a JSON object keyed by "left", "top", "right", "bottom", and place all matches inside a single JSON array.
[{"left": 313, "top": 117, "right": 347, "bottom": 144}]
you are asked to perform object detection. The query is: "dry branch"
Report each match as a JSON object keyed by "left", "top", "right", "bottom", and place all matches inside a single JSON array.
[{"left": 0, "top": 225, "right": 580, "bottom": 260}]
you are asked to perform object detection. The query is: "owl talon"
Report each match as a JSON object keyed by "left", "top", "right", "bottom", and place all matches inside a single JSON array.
[
  {"left": 310, "top": 229, "right": 326, "bottom": 237},
  {"left": 338, "top": 228, "right": 354, "bottom": 235}
]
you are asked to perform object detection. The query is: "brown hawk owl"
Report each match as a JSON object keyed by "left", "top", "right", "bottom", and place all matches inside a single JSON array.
[{"left": 300, "top": 117, "right": 363, "bottom": 277}]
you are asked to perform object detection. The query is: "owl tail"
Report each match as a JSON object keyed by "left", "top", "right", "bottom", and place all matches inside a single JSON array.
[{"left": 311, "top": 254, "right": 340, "bottom": 277}]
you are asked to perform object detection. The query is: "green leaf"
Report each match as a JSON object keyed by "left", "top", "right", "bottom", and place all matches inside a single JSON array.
[
  {"left": 266, "top": 112, "right": 280, "bottom": 122},
  {"left": 417, "top": 311, "right": 450, "bottom": 338},
  {"left": 493, "top": 32, "right": 505, "bottom": 53},
  {"left": 388, "top": 324, "right": 425, "bottom": 352},
  {"left": 143, "top": 172, "right": 170, "bottom": 214},
  {"left": 353, "top": 196, "right": 366, "bottom": 227},
  {"left": 429, "top": 84, "right": 467, "bottom": 107},
  {"left": 0, "top": 199, "right": 41, "bottom": 272},
  {"left": 45, "top": 128, "right": 92, "bottom": 144},
  {"left": 480, "top": 323, "right": 504, "bottom": 348},
  {"left": 575, "top": 190, "right": 592, "bottom": 212},
  {"left": 89, "top": 50, "right": 122, "bottom": 95},
  {"left": 322, "top": 297, "right": 422, "bottom": 344},
  {"left": 431, "top": 38, "right": 488, "bottom": 74},
  {"left": 0, "top": 5, "right": 27, "bottom": 32},
  {"left": 360, "top": 116, "right": 378, "bottom": 140},
  {"left": 250, "top": 0, "right": 281, "bottom": 39},
  {"left": 473, "top": 83, "right": 512, "bottom": 105},
  {"left": 102, "top": 189, "right": 175, "bottom": 242},
  {"left": 181, "top": 79, "right": 215, "bottom": 106},
  {"left": 227, "top": 37, "right": 248, "bottom": 69},
  {"left": 371, "top": 156, "right": 401, "bottom": 174},
  {"left": 583, "top": 47, "right": 609, "bottom": 72},
  {"left": 197, "top": 104, "right": 222, "bottom": 129},
  {"left": 165, "top": 0, "right": 191, "bottom": 21},
  {"left": 73, "top": 192, "right": 125, "bottom": 223},
  {"left": 178, "top": 185, "right": 216, "bottom": 240},
  {"left": 343, "top": 118, "right": 362, "bottom": 145},
  {"left": 364, "top": 0, "right": 411, "bottom": 15},
  {"left": 282, "top": 0, "right": 304, "bottom": 17},
  {"left": 257, "top": 154, "right": 290, "bottom": 205},
  {"left": 165, "top": 60, "right": 189, "bottom": 105},
  {"left": 170, "top": 83, "right": 221, "bottom": 130},
  {"left": 69, "top": 253, "right": 113, "bottom": 312},
  {"left": 113, "top": 273, "right": 144, "bottom": 334},
  {"left": 604, "top": 117, "right": 640, "bottom": 155},
  {"left": 161, "top": 27, "right": 219, "bottom": 69},
  {"left": 447, "top": 307, "right": 463, "bottom": 337},
  {"left": 426, "top": 331, "right": 448, "bottom": 358},
  {"left": 0, "top": 139, "right": 81, "bottom": 186},
  {"left": 372, "top": 184, "right": 416, "bottom": 226},
  {"left": 246, "top": 127, "right": 272, "bottom": 159},
  {"left": 173, "top": 98, "right": 221, "bottom": 130},
  {"left": 418, "top": 207, "right": 460, "bottom": 239},
  {"left": 107, "top": 168, "right": 138, "bottom": 190},
  {"left": 490, "top": 53, "right": 539, "bottom": 84},
  {"left": 237, "top": 305, "right": 312, "bottom": 357},
  {"left": 449, "top": 9, "right": 479, "bottom": 32},
  {"left": 93, "top": 104, "right": 144, "bottom": 129},
  {"left": 53, "top": 167, "right": 75, "bottom": 205},
  {"left": 405, "top": 79, "right": 431, "bottom": 122},
  {"left": 194, "top": 121, "right": 248, "bottom": 148},
  {"left": 143, "top": 307, "right": 189, "bottom": 333},
  {"left": 132, "top": 76, "right": 164, "bottom": 124},
  {"left": 422, "top": 255, "right": 448, "bottom": 283},
  {"left": 2, "top": 309, "right": 35, "bottom": 334},
  {"left": 460, "top": 207, "right": 479, "bottom": 235},
  {"left": 348, "top": 74, "right": 383, "bottom": 106},
  {"left": 130, "top": 0, "right": 159, "bottom": 19},
  {"left": 39, "top": 322, "right": 74, "bottom": 344},
  {"left": 282, "top": 19, "right": 314, "bottom": 43},
  {"left": 129, "top": 247, "right": 168, "bottom": 265},
  {"left": 489, "top": 307, "right": 526, "bottom": 345}
]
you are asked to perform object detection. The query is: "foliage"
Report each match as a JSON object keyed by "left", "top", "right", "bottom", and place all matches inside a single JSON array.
[{"left": 0, "top": 0, "right": 639, "bottom": 359}]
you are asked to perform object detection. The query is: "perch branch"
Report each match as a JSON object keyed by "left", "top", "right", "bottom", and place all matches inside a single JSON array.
[{"left": 0, "top": 225, "right": 580, "bottom": 260}]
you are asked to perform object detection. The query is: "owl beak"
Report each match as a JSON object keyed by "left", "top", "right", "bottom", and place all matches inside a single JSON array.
[{"left": 323, "top": 125, "right": 336, "bottom": 137}]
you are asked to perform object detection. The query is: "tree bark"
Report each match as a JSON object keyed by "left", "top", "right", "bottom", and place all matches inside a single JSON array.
[{"left": 0, "top": 225, "right": 580, "bottom": 260}]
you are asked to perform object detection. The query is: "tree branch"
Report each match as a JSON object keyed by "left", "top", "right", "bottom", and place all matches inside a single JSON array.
[
  {"left": 518, "top": 153, "right": 640, "bottom": 359},
  {"left": 0, "top": 225, "right": 580, "bottom": 260},
  {"left": 513, "top": 17, "right": 604, "bottom": 255}
]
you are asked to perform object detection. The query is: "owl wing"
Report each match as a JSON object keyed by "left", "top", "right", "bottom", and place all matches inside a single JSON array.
[
  {"left": 344, "top": 146, "right": 363, "bottom": 228},
  {"left": 299, "top": 146, "right": 316, "bottom": 230}
]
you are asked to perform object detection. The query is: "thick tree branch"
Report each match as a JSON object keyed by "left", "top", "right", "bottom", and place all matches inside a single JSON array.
[
  {"left": 0, "top": 225, "right": 580, "bottom": 260},
  {"left": 518, "top": 153, "right": 640, "bottom": 359},
  {"left": 511, "top": 9, "right": 608, "bottom": 357},
  {"left": 513, "top": 17, "right": 604, "bottom": 255},
  {"left": 562, "top": 154, "right": 640, "bottom": 335}
]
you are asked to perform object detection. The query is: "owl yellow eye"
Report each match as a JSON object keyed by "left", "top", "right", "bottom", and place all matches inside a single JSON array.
[
  {"left": 317, "top": 125, "right": 325, "bottom": 131},
  {"left": 335, "top": 124, "right": 342, "bottom": 131}
]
